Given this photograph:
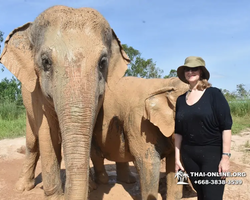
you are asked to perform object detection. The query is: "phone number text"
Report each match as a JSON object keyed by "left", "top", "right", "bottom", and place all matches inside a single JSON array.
[{"left": 194, "top": 179, "right": 243, "bottom": 185}]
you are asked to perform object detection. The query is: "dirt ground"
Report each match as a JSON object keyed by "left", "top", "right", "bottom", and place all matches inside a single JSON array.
[{"left": 0, "top": 129, "right": 249, "bottom": 200}]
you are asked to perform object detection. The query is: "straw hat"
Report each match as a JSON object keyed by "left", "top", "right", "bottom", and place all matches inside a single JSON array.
[{"left": 177, "top": 56, "right": 210, "bottom": 83}]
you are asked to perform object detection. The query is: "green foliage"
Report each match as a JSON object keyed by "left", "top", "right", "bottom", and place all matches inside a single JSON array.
[
  {"left": 223, "top": 84, "right": 250, "bottom": 100},
  {"left": 231, "top": 114, "right": 250, "bottom": 135},
  {"left": 1, "top": 30, "right": 4, "bottom": 72},
  {"left": 222, "top": 89, "right": 237, "bottom": 101},
  {"left": 122, "top": 44, "right": 164, "bottom": 78},
  {"left": 0, "top": 75, "right": 26, "bottom": 138},
  {"left": 122, "top": 44, "right": 140, "bottom": 61},
  {"left": 0, "top": 101, "right": 25, "bottom": 120},
  {"left": 0, "top": 112, "right": 26, "bottom": 139},
  {"left": 0, "top": 76, "right": 25, "bottom": 120},
  {"left": 236, "top": 84, "right": 249, "bottom": 98},
  {"left": 0, "top": 30, "right": 3, "bottom": 49},
  {"left": 0, "top": 76, "right": 23, "bottom": 105},
  {"left": 229, "top": 100, "right": 250, "bottom": 117},
  {"left": 225, "top": 84, "right": 250, "bottom": 134},
  {"left": 164, "top": 69, "right": 177, "bottom": 78}
]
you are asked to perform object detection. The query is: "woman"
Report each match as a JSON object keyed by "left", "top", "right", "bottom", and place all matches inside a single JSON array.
[{"left": 174, "top": 56, "right": 232, "bottom": 200}]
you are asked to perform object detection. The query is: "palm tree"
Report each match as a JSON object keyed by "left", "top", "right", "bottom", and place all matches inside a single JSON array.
[
  {"left": 175, "top": 170, "right": 189, "bottom": 185},
  {"left": 182, "top": 173, "right": 189, "bottom": 183},
  {"left": 175, "top": 170, "right": 183, "bottom": 181}
]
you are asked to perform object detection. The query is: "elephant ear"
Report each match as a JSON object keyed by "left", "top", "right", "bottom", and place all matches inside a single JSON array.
[
  {"left": 107, "top": 29, "right": 129, "bottom": 86},
  {"left": 144, "top": 87, "right": 177, "bottom": 137},
  {"left": 0, "top": 22, "right": 37, "bottom": 92}
]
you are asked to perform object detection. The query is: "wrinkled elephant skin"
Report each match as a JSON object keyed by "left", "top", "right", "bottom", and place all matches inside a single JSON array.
[
  {"left": 92, "top": 77, "right": 189, "bottom": 200},
  {"left": 0, "top": 5, "right": 128, "bottom": 200}
]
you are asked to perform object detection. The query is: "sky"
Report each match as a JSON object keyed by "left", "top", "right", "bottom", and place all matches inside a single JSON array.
[{"left": 0, "top": 0, "right": 250, "bottom": 92}]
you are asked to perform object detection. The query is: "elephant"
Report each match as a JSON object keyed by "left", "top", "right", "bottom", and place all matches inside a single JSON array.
[
  {"left": 0, "top": 5, "right": 129, "bottom": 200},
  {"left": 91, "top": 76, "right": 189, "bottom": 200}
]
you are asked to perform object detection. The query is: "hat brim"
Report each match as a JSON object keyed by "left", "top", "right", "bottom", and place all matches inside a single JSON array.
[{"left": 177, "top": 65, "right": 210, "bottom": 84}]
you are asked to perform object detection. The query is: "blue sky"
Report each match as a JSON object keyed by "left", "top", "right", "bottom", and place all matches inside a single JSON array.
[{"left": 0, "top": 0, "right": 250, "bottom": 92}]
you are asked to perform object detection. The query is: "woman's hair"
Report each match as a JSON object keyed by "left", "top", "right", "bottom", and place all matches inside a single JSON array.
[{"left": 196, "top": 79, "right": 212, "bottom": 91}]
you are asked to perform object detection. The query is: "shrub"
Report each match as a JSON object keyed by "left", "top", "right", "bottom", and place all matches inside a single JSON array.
[
  {"left": 229, "top": 100, "right": 250, "bottom": 117},
  {"left": 0, "top": 101, "right": 25, "bottom": 120}
]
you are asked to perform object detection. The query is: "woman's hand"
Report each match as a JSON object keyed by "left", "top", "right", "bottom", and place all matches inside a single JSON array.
[
  {"left": 175, "top": 159, "right": 185, "bottom": 173},
  {"left": 218, "top": 156, "right": 230, "bottom": 179},
  {"left": 174, "top": 134, "right": 184, "bottom": 173}
]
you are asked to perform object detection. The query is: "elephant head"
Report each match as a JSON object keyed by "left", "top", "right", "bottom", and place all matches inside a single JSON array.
[
  {"left": 0, "top": 5, "right": 128, "bottom": 199},
  {"left": 144, "top": 77, "right": 189, "bottom": 138}
]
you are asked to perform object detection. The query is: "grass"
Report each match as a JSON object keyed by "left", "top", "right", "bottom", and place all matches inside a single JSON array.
[
  {"left": 0, "top": 113, "right": 26, "bottom": 139},
  {"left": 0, "top": 101, "right": 25, "bottom": 120},
  {"left": 0, "top": 101, "right": 26, "bottom": 139},
  {"left": 229, "top": 99, "right": 250, "bottom": 134},
  {"left": 229, "top": 99, "right": 250, "bottom": 117},
  {"left": 231, "top": 114, "right": 250, "bottom": 135}
]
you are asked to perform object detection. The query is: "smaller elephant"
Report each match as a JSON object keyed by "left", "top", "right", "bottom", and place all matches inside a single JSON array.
[{"left": 91, "top": 76, "right": 189, "bottom": 200}]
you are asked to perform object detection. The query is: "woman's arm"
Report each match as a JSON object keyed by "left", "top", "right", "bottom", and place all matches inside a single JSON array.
[
  {"left": 222, "top": 129, "right": 231, "bottom": 156},
  {"left": 175, "top": 133, "right": 184, "bottom": 172},
  {"left": 219, "top": 130, "right": 231, "bottom": 174}
]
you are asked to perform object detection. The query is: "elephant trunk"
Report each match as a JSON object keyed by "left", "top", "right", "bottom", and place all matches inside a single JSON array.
[
  {"left": 61, "top": 105, "right": 94, "bottom": 199},
  {"left": 54, "top": 72, "right": 101, "bottom": 200}
]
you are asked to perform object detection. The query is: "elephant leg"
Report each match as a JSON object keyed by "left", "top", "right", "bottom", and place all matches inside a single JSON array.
[
  {"left": 128, "top": 120, "right": 164, "bottom": 200},
  {"left": 88, "top": 166, "right": 98, "bottom": 191},
  {"left": 16, "top": 114, "right": 40, "bottom": 191},
  {"left": 165, "top": 152, "right": 183, "bottom": 200},
  {"left": 91, "top": 145, "right": 109, "bottom": 184},
  {"left": 39, "top": 115, "right": 62, "bottom": 198},
  {"left": 116, "top": 162, "right": 136, "bottom": 184},
  {"left": 132, "top": 147, "right": 161, "bottom": 200},
  {"left": 134, "top": 156, "right": 161, "bottom": 200}
]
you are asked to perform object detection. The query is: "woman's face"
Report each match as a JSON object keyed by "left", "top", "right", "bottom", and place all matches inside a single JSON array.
[{"left": 184, "top": 67, "right": 201, "bottom": 84}]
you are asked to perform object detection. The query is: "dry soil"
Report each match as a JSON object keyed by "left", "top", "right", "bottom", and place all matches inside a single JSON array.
[{"left": 0, "top": 129, "right": 249, "bottom": 200}]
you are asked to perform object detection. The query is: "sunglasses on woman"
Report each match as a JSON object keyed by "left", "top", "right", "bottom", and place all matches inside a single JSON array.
[{"left": 184, "top": 67, "right": 200, "bottom": 72}]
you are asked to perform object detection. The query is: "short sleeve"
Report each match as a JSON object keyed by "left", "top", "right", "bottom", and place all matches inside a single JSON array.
[{"left": 212, "top": 88, "right": 233, "bottom": 131}]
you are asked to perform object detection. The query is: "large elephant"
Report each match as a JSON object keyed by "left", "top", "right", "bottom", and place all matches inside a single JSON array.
[
  {"left": 91, "top": 77, "right": 189, "bottom": 200},
  {"left": 0, "top": 6, "right": 129, "bottom": 200}
]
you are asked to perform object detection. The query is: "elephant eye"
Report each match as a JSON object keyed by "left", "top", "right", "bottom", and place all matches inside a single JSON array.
[
  {"left": 41, "top": 54, "right": 52, "bottom": 72},
  {"left": 99, "top": 56, "right": 108, "bottom": 71}
]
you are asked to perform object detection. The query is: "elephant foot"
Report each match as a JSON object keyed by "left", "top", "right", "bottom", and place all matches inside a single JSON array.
[
  {"left": 44, "top": 187, "right": 64, "bottom": 200},
  {"left": 133, "top": 194, "right": 162, "bottom": 200},
  {"left": 95, "top": 171, "right": 109, "bottom": 184},
  {"left": 45, "top": 193, "right": 64, "bottom": 200},
  {"left": 15, "top": 177, "right": 35, "bottom": 191},
  {"left": 117, "top": 171, "right": 136, "bottom": 184},
  {"left": 89, "top": 176, "right": 98, "bottom": 191},
  {"left": 116, "top": 162, "right": 136, "bottom": 184}
]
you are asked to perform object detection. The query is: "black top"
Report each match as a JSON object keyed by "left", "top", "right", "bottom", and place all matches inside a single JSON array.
[{"left": 175, "top": 87, "right": 232, "bottom": 146}]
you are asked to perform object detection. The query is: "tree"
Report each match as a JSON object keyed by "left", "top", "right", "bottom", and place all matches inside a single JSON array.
[
  {"left": 0, "top": 76, "right": 22, "bottom": 105},
  {"left": 1, "top": 30, "right": 4, "bottom": 72},
  {"left": 222, "top": 89, "right": 237, "bottom": 101},
  {"left": 236, "top": 84, "right": 248, "bottom": 98},
  {"left": 0, "top": 30, "right": 3, "bottom": 50},
  {"left": 164, "top": 69, "right": 177, "bottom": 79},
  {"left": 122, "top": 44, "right": 164, "bottom": 78}
]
